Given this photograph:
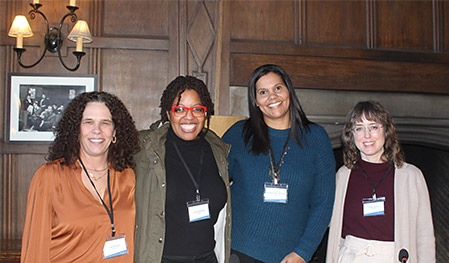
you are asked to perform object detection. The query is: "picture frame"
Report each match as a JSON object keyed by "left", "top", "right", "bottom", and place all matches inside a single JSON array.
[{"left": 7, "top": 73, "right": 97, "bottom": 143}]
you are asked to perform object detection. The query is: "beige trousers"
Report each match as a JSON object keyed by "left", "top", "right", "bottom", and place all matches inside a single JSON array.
[{"left": 338, "top": 235, "right": 395, "bottom": 263}]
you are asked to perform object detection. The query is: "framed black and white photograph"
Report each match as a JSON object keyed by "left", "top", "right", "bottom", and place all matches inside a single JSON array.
[{"left": 7, "top": 73, "right": 97, "bottom": 143}]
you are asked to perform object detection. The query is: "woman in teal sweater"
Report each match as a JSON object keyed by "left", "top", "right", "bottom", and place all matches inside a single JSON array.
[{"left": 223, "top": 64, "right": 335, "bottom": 263}]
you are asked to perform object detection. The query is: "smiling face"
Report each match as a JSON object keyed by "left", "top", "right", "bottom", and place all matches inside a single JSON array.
[
  {"left": 168, "top": 89, "right": 206, "bottom": 141},
  {"left": 255, "top": 72, "right": 291, "bottom": 129},
  {"left": 79, "top": 102, "right": 115, "bottom": 161},
  {"left": 353, "top": 116, "right": 385, "bottom": 163}
]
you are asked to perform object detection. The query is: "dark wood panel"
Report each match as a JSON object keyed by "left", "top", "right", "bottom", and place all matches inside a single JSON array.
[
  {"left": 0, "top": 47, "right": 6, "bottom": 143},
  {"left": 15, "top": 155, "right": 46, "bottom": 239},
  {"left": 101, "top": 49, "right": 169, "bottom": 130},
  {"left": 102, "top": 0, "right": 169, "bottom": 37},
  {"left": 444, "top": 1, "right": 449, "bottom": 52},
  {"left": 230, "top": 53, "right": 449, "bottom": 94},
  {"left": 376, "top": 0, "right": 434, "bottom": 51},
  {"left": 230, "top": 0, "right": 295, "bottom": 42},
  {"left": 306, "top": 0, "right": 366, "bottom": 47},
  {"left": 231, "top": 41, "right": 449, "bottom": 64},
  {"left": 0, "top": 144, "right": 48, "bottom": 155},
  {"left": 90, "top": 37, "right": 169, "bottom": 50}
]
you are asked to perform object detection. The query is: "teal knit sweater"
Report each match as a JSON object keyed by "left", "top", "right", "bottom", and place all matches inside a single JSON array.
[{"left": 223, "top": 120, "right": 335, "bottom": 262}]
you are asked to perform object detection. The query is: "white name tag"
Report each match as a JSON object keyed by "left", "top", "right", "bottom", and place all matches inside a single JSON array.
[
  {"left": 362, "top": 197, "right": 386, "bottom": 217},
  {"left": 264, "top": 182, "right": 288, "bottom": 203},
  {"left": 103, "top": 234, "right": 128, "bottom": 259},
  {"left": 187, "top": 199, "right": 211, "bottom": 222}
]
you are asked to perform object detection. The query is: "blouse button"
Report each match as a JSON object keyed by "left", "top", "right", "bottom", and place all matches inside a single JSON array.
[{"left": 153, "top": 159, "right": 158, "bottom": 164}]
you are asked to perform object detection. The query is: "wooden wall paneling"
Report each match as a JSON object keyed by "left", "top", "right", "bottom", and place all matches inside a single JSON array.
[
  {"left": 169, "top": 0, "right": 181, "bottom": 80},
  {"left": 230, "top": 0, "right": 295, "bottom": 42},
  {"left": 100, "top": 49, "right": 169, "bottom": 129},
  {"left": 432, "top": 0, "right": 443, "bottom": 52},
  {"left": 0, "top": 155, "right": 12, "bottom": 239},
  {"left": 1, "top": 0, "right": 9, "bottom": 31},
  {"left": 443, "top": 1, "right": 449, "bottom": 52},
  {"left": 1, "top": 47, "right": 6, "bottom": 143},
  {"left": 375, "top": 0, "right": 434, "bottom": 51},
  {"left": 12, "top": 154, "right": 46, "bottom": 239},
  {"left": 216, "top": 0, "right": 231, "bottom": 115},
  {"left": 185, "top": 0, "right": 219, "bottom": 99},
  {"left": 305, "top": 0, "right": 367, "bottom": 48},
  {"left": 230, "top": 53, "right": 449, "bottom": 94},
  {"left": 102, "top": 0, "right": 169, "bottom": 37}
]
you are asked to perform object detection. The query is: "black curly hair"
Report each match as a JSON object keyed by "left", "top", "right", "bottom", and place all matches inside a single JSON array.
[
  {"left": 47, "top": 91, "right": 140, "bottom": 171},
  {"left": 159, "top": 76, "right": 214, "bottom": 128}
]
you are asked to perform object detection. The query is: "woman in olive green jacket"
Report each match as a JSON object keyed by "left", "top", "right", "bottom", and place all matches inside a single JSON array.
[{"left": 134, "top": 76, "right": 231, "bottom": 263}]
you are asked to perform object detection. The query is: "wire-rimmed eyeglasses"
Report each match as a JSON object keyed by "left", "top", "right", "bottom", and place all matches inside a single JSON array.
[
  {"left": 171, "top": 106, "right": 207, "bottom": 117},
  {"left": 352, "top": 124, "right": 382, "bottom": 136}
]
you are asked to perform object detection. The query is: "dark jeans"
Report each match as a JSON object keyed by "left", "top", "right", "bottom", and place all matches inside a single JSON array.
[
  {"left": 230, "top": 249, "right": 264, "bottom": 263},
  {"left": 162, "top": 250, "right": 218, "bottom": 263}
]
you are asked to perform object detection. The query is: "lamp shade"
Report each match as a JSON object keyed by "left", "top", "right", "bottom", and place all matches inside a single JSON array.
[
  {"left": 8, "top": 15, "right": 34, "bottom": 37},
  {"left": 67, "top": 20, "right": 93, "bottom": 43}
]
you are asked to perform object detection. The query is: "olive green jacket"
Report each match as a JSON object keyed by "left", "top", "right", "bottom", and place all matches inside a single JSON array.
[{"left": 134, "top": 122, "right": 231, "bottom": 263}]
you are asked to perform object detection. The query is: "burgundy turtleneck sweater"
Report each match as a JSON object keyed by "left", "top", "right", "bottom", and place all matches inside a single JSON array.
[{"left": 341, "top": 159, "right": 395, "bottom": 241}]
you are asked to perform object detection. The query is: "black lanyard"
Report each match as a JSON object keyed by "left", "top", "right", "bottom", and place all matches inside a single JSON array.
[
  {"left": 78, "top": 158, "right": 115, "bottom": 237},
  {"left": 268, "top": 133, "right": 290, "bottom": 185},
  {"left": 172, "top": 141, "right": 205, "bottom": 201},
  {"left": 360, "top": 163, "right": 393, "bottom": 200}
]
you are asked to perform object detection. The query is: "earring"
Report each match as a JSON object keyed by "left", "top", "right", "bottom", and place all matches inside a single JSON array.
[{"left": 112, "top": 135, "right": 117, "bottom": 144}]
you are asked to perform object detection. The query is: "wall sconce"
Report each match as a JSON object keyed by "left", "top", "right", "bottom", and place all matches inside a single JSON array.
[{"left": 8, "top": 0, "right": 92, "bottom": 71}]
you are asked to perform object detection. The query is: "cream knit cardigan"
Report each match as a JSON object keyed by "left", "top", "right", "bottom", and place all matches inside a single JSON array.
[{"left": 326, "top": 162, "right": 435, "bottom": 263}]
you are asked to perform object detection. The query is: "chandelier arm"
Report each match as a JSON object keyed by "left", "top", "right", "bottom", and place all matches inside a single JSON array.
[
  {"left": 56, "top": 11, "right": 84, "bottom": 71},
  {"left": 13, "top": 5, "right": 51, "bottom": 68},
  {"left": 57, "top": 48, "right": 85, "bottom": 71}
]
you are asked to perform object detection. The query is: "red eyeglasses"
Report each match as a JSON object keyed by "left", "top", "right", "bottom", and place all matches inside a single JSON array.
[{"left": 171, "top": 106, "right": 207, "bottom": 117}]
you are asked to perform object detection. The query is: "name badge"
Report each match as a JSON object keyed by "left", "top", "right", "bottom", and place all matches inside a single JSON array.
[
  {"left": 362, "top": 197, "right": 386, "bottom": 217},
  {"left": 264, "top": 182, "right": 288, "bottom": 203},
  {"left": 103, "top": 233, "right": 128, "bottom": 259},
  {"left": 186, "top": 198, "right": 211, "bottom": 222}
]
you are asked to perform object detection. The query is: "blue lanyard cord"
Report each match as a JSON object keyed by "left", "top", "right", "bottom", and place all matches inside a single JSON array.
[{"left": 78, "top": 158, "right": 115, "bottom": 237}]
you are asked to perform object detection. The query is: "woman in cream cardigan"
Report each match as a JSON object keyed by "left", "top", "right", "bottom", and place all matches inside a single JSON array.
[{"left": 327, "top": 101, "right": 435, "bottom": 263}]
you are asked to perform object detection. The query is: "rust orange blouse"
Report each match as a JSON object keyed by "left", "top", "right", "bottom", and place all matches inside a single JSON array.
[{"left": 20, "top": 159, "right": 135, "bottom": 263}]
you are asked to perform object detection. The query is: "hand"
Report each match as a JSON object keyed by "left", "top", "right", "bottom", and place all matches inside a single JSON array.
[{"left": 280, "top": 252, "right": 306, "bottom": 263}]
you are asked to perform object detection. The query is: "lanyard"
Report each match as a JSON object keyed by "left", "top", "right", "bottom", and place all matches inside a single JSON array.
[
  {"left": 360, "top": 163, "right": 393, "bottom": 200},
  {"left": 172, "top": 141, "right": 205, "bottom": 201},
  {"left": 268, "top": 133, "right": 290, "bottom": 185},
  {"left": 78, "top": 158, "right": 115, "bottom": 237}
]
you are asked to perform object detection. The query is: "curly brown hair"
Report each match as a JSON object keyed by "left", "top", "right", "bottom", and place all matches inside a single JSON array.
[
  {"left": 342, "top": 100, "right": 405, "bottom": 169},
  {"left": 47, "top": 91, "right": 139, "bottom": 171},
  {"left": 159, "top": 76, "right": 214, "bottom": 128}
]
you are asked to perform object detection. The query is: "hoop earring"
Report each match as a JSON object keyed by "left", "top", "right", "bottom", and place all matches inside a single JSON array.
[{"left": 112, "top": 135, "right": 117, "bottom": 144}]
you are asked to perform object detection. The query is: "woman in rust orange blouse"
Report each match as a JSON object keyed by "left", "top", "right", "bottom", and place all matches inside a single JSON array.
[{"left": 20, "top": 91, "right": 139, "bottom": 263}]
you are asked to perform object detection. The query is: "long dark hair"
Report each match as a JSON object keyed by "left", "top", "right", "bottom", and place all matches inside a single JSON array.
[
  {"left": 159, "top": 75, "right": 214, "bottom": 129},
  {"left": 47, "top": 91, "right": 139, "bottom": 171},
  {"left": 342, "top": 100, "right": 405, "bottom": 169},
  {"left": 244, "top": 64, "right": 311, "bottom": 155}
]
